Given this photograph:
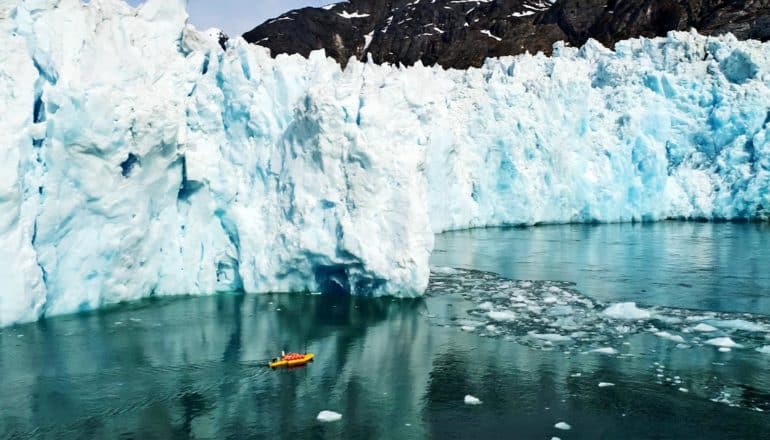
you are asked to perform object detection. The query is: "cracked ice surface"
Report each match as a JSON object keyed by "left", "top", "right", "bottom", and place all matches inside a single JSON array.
[
  {"left": 428, "top": 268, "right": 770, "bottom": 354},
  {"left": 2, "top": 0, "right": 770, "bottom": 324}
]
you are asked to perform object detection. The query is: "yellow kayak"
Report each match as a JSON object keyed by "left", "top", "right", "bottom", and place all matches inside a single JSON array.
[{"left": 269, "top": 353, "right": 314, "bottom": 368}]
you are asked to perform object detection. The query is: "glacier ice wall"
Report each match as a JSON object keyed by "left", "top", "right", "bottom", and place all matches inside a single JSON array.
[{"left": 1, "top": 0, "right": 770, "bottom": 325}]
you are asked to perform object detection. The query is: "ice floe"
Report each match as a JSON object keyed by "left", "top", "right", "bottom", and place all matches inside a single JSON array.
[
  {"left": 317, "top": 411, "right": 343, "bottom": 422},
  {"left": 603, "top": 303, "right": 652, "bottom": 320},
  {"left": 464, "top": 395, "right": 482, "bottom": 405},
  {"left": 429, "top": 268, "right": 770, "bottom": 354},
  {"left": 705, "top": 337, "right": 743, "bottom": 348}
]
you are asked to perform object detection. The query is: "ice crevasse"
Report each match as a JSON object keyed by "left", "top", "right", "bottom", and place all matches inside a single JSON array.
[{"left": 1, "top": 0, "right": 770, "bottom": 326}]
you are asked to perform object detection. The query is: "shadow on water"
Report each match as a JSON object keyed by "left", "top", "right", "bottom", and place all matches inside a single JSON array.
[
  {"left": 1, "top": 223, "right": 769, "bottom": 439},
  {"left": 0, "top": 292, "right": 427, "bottom": 439}
]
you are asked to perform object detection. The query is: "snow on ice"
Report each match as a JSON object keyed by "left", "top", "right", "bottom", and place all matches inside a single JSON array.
[{"left": 2, "top": 0, "right": 770, "bottom": 324}]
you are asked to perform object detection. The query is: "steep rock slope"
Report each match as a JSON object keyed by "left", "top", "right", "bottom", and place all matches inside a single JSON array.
[{"left": 244, "top": 0, "right": 770, "bottom": 68}]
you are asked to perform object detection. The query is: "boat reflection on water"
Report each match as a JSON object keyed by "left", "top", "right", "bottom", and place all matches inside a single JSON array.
[{"left": 1, "top": 223, "right": 770, "bottom": 439}]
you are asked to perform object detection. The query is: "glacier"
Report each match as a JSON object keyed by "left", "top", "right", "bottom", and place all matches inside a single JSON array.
[{"left": 1, "top": 0, "right": 770, "bottom": 326}]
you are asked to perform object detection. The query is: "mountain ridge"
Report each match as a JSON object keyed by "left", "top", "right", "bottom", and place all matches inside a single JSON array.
[{"left": 242, "top": 0, "right": 770, "bottom": 69}]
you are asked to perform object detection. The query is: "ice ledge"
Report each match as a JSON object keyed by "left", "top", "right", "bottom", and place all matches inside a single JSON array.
[{"left": 0, "top": 1, "right": 769, "bottom": 326}]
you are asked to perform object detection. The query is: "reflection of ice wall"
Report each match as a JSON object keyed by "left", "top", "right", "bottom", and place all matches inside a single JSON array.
[{"left": 2, "top": 0, "right": 770, "bottom": 325}]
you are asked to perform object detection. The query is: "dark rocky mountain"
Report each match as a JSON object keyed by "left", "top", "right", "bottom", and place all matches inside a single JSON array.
[{"left": 242, "top": 0, "right": 770, "bottom": 69}]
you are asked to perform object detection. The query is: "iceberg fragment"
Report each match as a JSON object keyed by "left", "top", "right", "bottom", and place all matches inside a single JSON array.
[
  {"left": 603, "top": 303, "right": 652, "bottom": 320},
  {"left": 464, "top": 395, "right": 482, "bottom": 405},
  {"left": 317, "top": 411, "right": 342, "bottom": 422},
  {"left": 487, "top": 310, "right": 517, "bottom": 322},
  {"left": 705, "top": 337, "right": 743, "bottom": 348}
]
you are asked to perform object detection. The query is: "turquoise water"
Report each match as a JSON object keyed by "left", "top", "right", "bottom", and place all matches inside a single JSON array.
[
  {"left": 1, "top": 223, "right": 769, "bottom": 439},
  {"left": 432, "top": 222, "right": 770, "bottom": 314}
]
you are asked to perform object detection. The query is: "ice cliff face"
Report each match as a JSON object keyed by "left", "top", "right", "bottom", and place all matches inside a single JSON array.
[{"left": 1, "top": 0, "right": 769, "bottom": 326}]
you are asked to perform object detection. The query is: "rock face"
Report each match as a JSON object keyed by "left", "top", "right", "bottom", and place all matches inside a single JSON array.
[{"left": 243, "top": 0, "right": 770, "bottom": 69}]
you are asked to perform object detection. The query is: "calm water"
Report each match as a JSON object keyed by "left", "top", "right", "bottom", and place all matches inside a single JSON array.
[
  {"left": 432, "top": 222, "right": 770, "bottom": 315},
  {"left": 1, "top": 222, "right": 769, "bottom": 439}
]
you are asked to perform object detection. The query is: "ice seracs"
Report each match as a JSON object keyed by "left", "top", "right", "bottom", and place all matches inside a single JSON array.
[{"left": 2, "top": 0, "right": 770, "bottom": 325}]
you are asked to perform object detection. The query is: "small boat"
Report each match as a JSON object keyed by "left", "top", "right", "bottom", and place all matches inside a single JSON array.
[{"left": 269, "top": 352, "right": 315, "bottom": 368}]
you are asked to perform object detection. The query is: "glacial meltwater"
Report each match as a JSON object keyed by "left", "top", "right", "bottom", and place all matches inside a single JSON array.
[{"left": 2, "top": 222, "right": 769, "bottom": 439}]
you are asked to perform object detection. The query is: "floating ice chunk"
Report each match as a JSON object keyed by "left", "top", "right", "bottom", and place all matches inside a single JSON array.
[
  {"left": 464, "top": 395, "right": 482, "bottom": 405},
  {"left": 603, "top": 303, "right": 651, "bottom": 320},
  {"left": 598, "top": 382, "right": 615, "bottom": 388},
  {"left": 653, "top": 315, "right": 683, "bottom": 324},
  {"left": 433, "top": 267, "right": 459, "bottom": 275},
  {"left": 317, "top": 411, "right": 342, "bottom": 422},
  {"left": 705, "top": 337, "right": 742, "bottom": 348},
  {"left": 554, "top": 422, "right": 571, "bottom": 430},
  {"left": 529, "top": 332, "right": 573, "bottom": 343},
  {"left": 590, "top": 347, "right": 618, "bottom": 355},
  {"left": 487, "top": 310, "right": 516, "bottom": 322},
  {"left": 616, "top": 325, "right": 632, "bottom": 334},
  {"left": 551, "top": 438, "right": 562, "bottom": 440},
  {"left": 554, "top": 316, "right": 580, "bottom": 330},
  {"left": 719, "top": 347, "right": 732, "bottom": 353},
  {"left": 686, "top": 314, "right": 718, "bottom": 322},
  {"left": 691, "top": 323, "right": 718, "bottom": 332},
  {"left": 461, "top": 326, "right": 477, "bottom": 332},
  {"left": 527, "top": 305, "right": 543, "bottom": 314},
  {"left": 655, "top": 331, "right": 686, "bottom": 343},
  {"left": 548, "top": 305, "right": 574, "bottom": 316},
  {"left": 478, "top": 301, "right": 494, "bottom": 310},
  {"left": 757, "top": 346, "right": 770, "bottom": 354},
  {"left": 707, "top": 319, "right": 767, "bottom": 332},
  {"left": 679, "top": 388, "right": 689, "bottom": 393}
]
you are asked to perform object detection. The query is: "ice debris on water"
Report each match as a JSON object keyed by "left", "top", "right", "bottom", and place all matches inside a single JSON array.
[
  {"left": 429, "top": 269, "right": 770, "bottom": 353},
  {"left": 691, "top": 323, "right": 718, "bottom": 332},
  {"left": 464, "top": 395, "right": 482, "bottom": 405},
  {"left": 603, "top": 303, "right": 652, "bottom": 320},
  {"left": 598, "top": 382, "right": 615, "bottom": 388},
  {"left": 487, "top": 310, "right": 517, "bottom": 322},
  {"left": 554, "top": 422, "right": 571, "bottom": 430},
  {"left": 705, "top": 337, "right": 742, "bottom": 349},
  {"left": 317, "top": 411, "right": 343, "bottom": 422},
  {"left": 655, "top": 331, "right": 686, "bottom": 343},
  {"left": 590, "top": 347, "right": 619, "bottom": 355}
]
